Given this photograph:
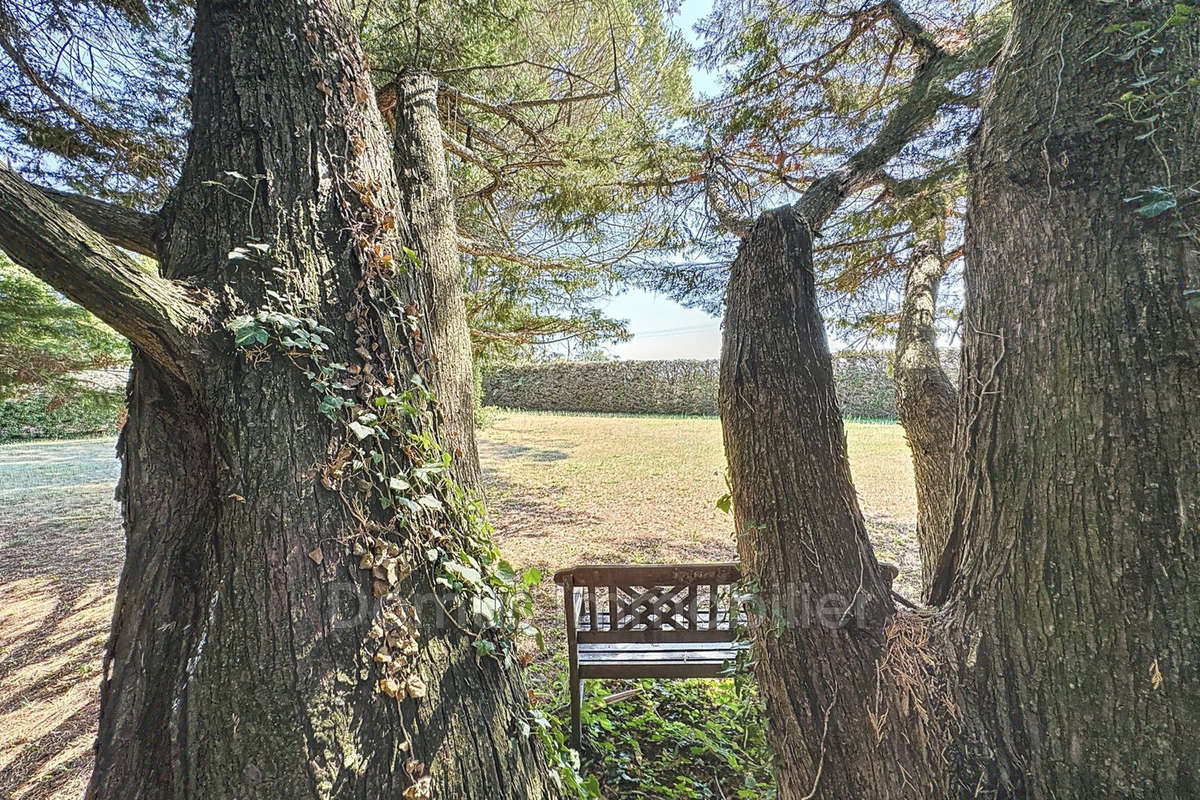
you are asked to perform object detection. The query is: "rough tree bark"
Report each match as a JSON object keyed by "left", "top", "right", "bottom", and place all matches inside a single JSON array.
[
  {"left": 387, "top": 73, "right": 482, "bottom": 491},
  {"left": 720, "top": 1, "right": 1199, "bottom": 798},
  {"left": 0, "top": 2, "right": 557, "bottom": 799},
  {"left": 714, "top": 17, "right": 998, "bottom": 797},
  {"left": 720, "top": 208, "right": 951, "bottom": 799},
  {"left": 893, "top": 211, "right": 956, "bottom": 601},
  {"left": 930, "top": 0, "right": 1200, "bottom": 794}
]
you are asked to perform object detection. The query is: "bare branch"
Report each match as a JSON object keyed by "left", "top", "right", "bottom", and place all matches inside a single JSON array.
[
  {"left": 442, "top": 135, "right": 504, "bottom": 176},
  {"left": 0, "top": 163, "right": 209, "bottom": 381},
  {"left": 457, "top": 235, "right": 572, "bottom": 272},
  {"left": 432, "top": 59, "right": 598, "bottom": 88},
  {"left": 705, "top": 172, "right": 753, "bottom": 239},
  {"left": 795, "top": 27, "right": 1003, "bottom": 230},
  {"left": 0, "top": 27, "right": 114, "bottom": 149},
  {"left": 877, "top": 1, "right": 941, "bottom": 59},
  {"left": 34, "top": 186, "right": 159, "bottom": 256},
  {"left": 438, "top": 82, "right": 547, "bottom": 146},
  {"left": 504, "top": 90, "right": 611, "bottom": 110}
]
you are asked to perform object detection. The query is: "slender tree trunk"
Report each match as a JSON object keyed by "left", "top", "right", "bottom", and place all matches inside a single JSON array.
[
  {"left": 2, "top": 2, "right": 559, "bottom": 797},
  {"left": 388, "top": 73, "right": 482, "bottom": 491},
  {"left": 893, "top": 212, "right": 956, "bottom": 601},
  {"left": 719, "top": 209, "right": 950, "bottom": 799},
  {"left": 931, "top": 1, "right": 1200, "bottom": 794}
]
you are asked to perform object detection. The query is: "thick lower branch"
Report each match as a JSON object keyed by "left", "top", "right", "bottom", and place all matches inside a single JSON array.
[
  {"left": 795, "top": 29, "right": 1003, "bottom": 230},
  {"left": 35, "top": 186, "right": 160, "bottom": 256},
  {"left": 0, "top": 164, "right": 208, "bottom": 380}
]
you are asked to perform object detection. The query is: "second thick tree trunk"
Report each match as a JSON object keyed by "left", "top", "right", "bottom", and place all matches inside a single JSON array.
[
  {"left": 84, "top": 3, "right": 557, "bottom": 798},
  {"left": 719, "top": 208, "right": 949, "bottom": 799}
]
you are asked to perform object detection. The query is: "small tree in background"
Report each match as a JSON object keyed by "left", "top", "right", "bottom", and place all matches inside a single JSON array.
[
  {"left": 0, "top": 253, "right": 128, "bottom": 440},
  {"left": 0, "top": 254, "right": 128, "bottom": 399}
]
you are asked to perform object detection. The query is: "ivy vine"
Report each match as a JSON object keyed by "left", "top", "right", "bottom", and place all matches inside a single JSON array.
[
  {"left": 1094, "top": 0, "right": 1200, "bottom": 310},
  {"left": 221, "top": 241, "right": 590, "bottom": 796}
]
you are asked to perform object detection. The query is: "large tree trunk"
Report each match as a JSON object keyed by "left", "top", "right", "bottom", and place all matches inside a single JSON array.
[
  {"left": 0, "top": 2, "right": 556, "bottom": 798},
  {"left": 719, "top": 2, "right": 1199, "bottom": 798},
  {"left": 931, "top": 0, "right": 1200, "bottom": 794},
  {"left": 893, "top": 212, "right": 956, "bottom": 601}
]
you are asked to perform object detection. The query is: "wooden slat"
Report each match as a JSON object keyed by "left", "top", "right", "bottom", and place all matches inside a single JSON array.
[
  {"left": 579, "top": 661, "right": 735, "bottom": 679},
  {"left": 580, "top": 641, "right": 747, "bottom": 654},
  {"left": 577, "top": 628, "right": 740, "bottom": 644},
  {"left": 577, "top": 640, "right": 749, "bottom": 679},
  {"left": 577, "top": 610, "right": 740, "bottom": 631},
  {"left": 588, "top": 585, "right": 597, "bottom": 631},
  {"left": 556, "top": 562, "right": 740, "bottom": 587},
  {"left": 688, "top": 584, "right": 697, "bottom": 630},
  {"left": 607, "top": 584, "right": 617, "bottom": 630},
  {"left": 709, "top": 583, "right": 718, "bottom": 630}
]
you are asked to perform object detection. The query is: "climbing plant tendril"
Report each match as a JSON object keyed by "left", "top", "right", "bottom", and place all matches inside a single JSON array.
[{"left": 1094, "top": 0, "right": 1200, "bottom": 311}]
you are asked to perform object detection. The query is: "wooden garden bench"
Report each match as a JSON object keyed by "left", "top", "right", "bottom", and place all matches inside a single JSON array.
[{"left": 554, "top": 562, "right": 748, "bottom": 747}]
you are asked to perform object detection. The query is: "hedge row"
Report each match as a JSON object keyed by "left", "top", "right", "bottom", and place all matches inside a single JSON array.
[
  {"left": 482, "top": 353, "right": 958, "bottom": 419},
  {"left": 0, "top": 390, "right": 125, "bottom": 442}
]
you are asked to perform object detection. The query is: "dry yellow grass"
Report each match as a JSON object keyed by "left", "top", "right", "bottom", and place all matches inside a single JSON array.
[
  {"left": 479, "top": 411, "right": 921, "bottom": 695},
  {"left": 0, "top": 412, "right": 919, "bottom": 798},
  {"left": 482, "top": 410, "right": 917, "bottom": 576}
]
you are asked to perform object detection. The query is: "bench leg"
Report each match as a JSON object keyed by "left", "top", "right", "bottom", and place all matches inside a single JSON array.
[{"left": 570, "top": 678, "right": 584, "bottom": 750}]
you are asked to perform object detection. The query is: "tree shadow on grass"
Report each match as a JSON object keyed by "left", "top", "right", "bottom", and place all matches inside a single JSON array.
[
  {"left": 0, "top": 576, "right": 116, "bottom": 800},
  {"left": 0, "top": 438, "right": 122, "bottom": 800},
  {"left": 477, "top": 439, "right": 571, "bottom": 463}
]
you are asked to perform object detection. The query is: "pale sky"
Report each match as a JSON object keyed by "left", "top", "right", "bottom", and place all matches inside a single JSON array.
[{"left": 600, "top": 0, "right": 722, "bottom": 361}]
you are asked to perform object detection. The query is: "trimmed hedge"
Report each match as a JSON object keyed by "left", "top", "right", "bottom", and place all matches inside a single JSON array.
[
  {"left": 0, "top": 390, "right": 125, "bottom": 441},
  {"left": 482, "top": 353, "right": 958, "bottom": 419}
]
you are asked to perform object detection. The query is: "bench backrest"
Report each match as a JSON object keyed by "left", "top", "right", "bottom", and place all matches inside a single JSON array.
[{"left": 555, "top": 563, "right": 742, "bottom": 644}]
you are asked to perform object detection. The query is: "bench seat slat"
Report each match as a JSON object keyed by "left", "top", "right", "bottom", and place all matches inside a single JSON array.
[
  {"left": 579, "top": 641, "right": 748, "bottom": 654},
  {"left": 577, "top": 641, "right": 748, "bottom": 679}
]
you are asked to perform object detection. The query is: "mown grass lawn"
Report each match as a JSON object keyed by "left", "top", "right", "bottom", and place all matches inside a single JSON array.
[{"left": 0, "top": 411, "right": 918, "bottom": 799}]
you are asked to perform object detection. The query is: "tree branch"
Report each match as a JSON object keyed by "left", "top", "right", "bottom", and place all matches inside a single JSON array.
[
  {"left": 442, "top": 135, "right": 504, "bottom": 176},
  {"left": 457, "top": 235, "right": 572, "bottom": 272},
  {"left": 0, "top": 163, "right": 209, "bottom": 381},
  {"left": 437, "top": 82, "right": 546, "bottom": 146},
  {"left": 877, "top": 1, "right": 941, "bottom": 59},
  {"left": 794, "top": 28, "right": 1002, "bottom": 231},
  {"left": 34, "top": 186, "right": 160, "bottom": 256},
  {"left": 705, "top": 171, "right": 753, "bottom": 239}
]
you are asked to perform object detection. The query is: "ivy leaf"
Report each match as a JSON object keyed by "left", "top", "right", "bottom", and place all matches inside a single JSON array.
[
  {"left": 1135, "top": 198, "right": 1177, "bottom": 218},
  {"left": 494, "top": 560, "right": 519, "bottom": 583},
  {"left": 318, "top": 394, "right": 347, "bottom": 420},
  {"left": 395, "top": 496, "right": 421, "bottom": 513},
  {"left": 470, "top": 595, "right": 502, "bottom": 623},
  {"left": 444, "top": 561, "right": 483, "bottom": 586},
  {"left": 347, "top": 420, "right": 374, "bottom": 440},
  {"left": 388, "top": 476, "right": 411, "bottom": 492},
  {"left": 417, "top": 494, "right": 443, "bottom": 512}
]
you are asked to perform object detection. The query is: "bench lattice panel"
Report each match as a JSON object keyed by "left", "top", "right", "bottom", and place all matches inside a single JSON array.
[{"left": 555, "top": 562, "right": 747, "bottom": 747}]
